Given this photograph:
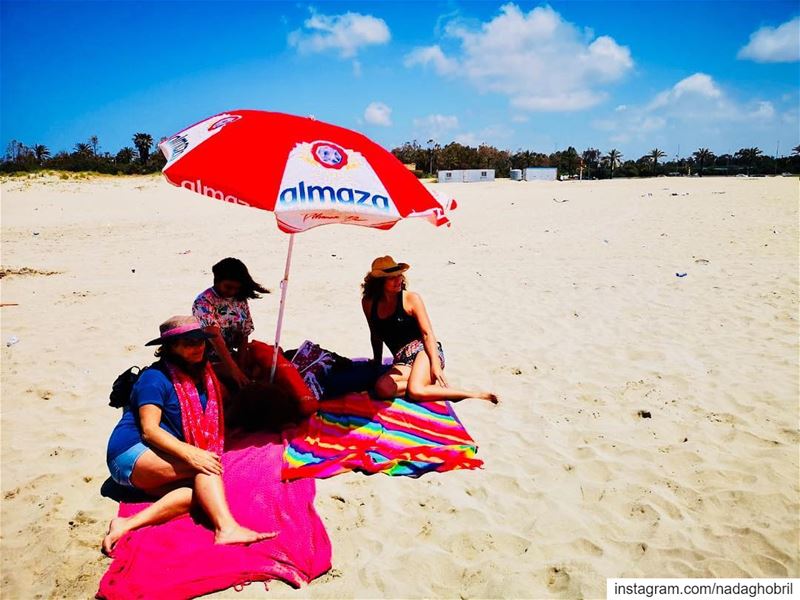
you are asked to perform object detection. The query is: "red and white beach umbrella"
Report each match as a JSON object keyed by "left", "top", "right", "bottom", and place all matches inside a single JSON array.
[{"left": 158, "top": 110, "right": 455, "bottom": 379}]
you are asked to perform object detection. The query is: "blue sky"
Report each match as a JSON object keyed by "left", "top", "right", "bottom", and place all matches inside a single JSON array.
[{"left": 2, "top": 1, "right": 798, "bottom": 159}]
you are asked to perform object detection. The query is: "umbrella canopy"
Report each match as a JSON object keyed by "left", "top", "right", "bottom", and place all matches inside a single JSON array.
[
  {"left": 158, "top": 110, "right": 454, "bottom": 232},
  {"left": 158, "top": 110, "right": 454, "bottom": 381}
]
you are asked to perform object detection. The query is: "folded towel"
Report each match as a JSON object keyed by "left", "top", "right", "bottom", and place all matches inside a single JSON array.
[
  {"left": 283, "top": 393, "right": 483, "bottom": 480},
  {"left": 97, "top": 432, "right": 331, "bottom": 600}
]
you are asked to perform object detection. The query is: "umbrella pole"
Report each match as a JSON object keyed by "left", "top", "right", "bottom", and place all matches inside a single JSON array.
[{"left": 270, "top": 233, "right": 295, "bottom": 383}]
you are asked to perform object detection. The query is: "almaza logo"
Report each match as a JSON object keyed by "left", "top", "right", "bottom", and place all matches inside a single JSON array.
[
  {"left": 311, "top": 142, "right": 347, "bottom": 169},
  {"left": 180, "top": 179, "right": 250, "bottom": 206},
  {"left": 278, "top": 141, "right": 397, "bottom": 217},
  {"left": 160, "top": 112, "right": 240, "bottom": 165},
  {"left": 208, "top": 115, "right": 241, "bottom": 131},
  {"left": 279, "top": 181, "right": 389, "bottom": 212},
  {"left": 164, "top": 135, "right": 189, "bottom": 159}
]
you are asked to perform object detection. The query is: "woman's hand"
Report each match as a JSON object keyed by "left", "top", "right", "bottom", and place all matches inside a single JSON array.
[
  {"left": 231, "top": 366, "right": 251, "bottom": 389},
  {"left": 432, "top": 366, "right": 448, "bottom": 388},
  {"left": 183, "top": 446, "right": 223, "bottom": 476}
]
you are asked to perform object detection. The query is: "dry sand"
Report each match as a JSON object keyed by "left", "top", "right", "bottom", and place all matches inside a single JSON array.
[{"left": 1, "top": 173, "right": 798, "bottom": 598}]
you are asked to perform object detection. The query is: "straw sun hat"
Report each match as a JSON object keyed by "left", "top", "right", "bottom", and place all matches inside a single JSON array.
[{"left": 369, "top": 256, "right": 410, "bottom": 278}]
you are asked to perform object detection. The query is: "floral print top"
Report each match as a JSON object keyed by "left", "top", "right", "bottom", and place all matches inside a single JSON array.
[{"left": 192, "top": 287, "right": 254, "bottom": 352}]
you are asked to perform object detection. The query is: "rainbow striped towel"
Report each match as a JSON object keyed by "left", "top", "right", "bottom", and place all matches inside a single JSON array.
[{"left": 282, "top": 393, "right": 483, "bottom": 480}]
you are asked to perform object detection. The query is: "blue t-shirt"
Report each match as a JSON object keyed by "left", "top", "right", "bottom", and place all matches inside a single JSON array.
[{"left": 106, "top": 368, "right": 208, "bottom": 462}]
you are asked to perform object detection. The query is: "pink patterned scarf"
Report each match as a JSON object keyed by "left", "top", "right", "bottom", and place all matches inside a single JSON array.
[{"left": 165, "top": 361, "right": 225, "bottom": 455}]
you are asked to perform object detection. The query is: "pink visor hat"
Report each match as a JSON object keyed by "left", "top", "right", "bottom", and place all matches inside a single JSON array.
[{"left": 144, "top": 315, "right": 213, "bottom": 346}]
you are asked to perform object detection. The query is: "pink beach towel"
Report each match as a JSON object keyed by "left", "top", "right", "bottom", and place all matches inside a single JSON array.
[{"left": 97, "top": 432, "right": 331, "bottom": 600}]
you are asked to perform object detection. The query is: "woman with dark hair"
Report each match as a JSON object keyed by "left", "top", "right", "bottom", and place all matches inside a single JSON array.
[
  {"left": 192, "top": 258, "right": 269, "bottom": 389},
  {"left": 362, "top": 256, "right": 498, "bottom": 404},
  {"left": 103, "top": 316, "right": 277, "bottom": 554},
  {"left": 193, "top": 257, "right": 318, "bottom": 417}
]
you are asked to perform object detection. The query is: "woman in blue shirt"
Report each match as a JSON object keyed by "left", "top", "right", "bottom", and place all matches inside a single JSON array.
[{"left": 103, "top": 315, "right": 277, "bottom": 554}]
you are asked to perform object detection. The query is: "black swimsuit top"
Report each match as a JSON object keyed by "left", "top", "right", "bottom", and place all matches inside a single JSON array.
[{"left": 371, "top": 292, "right": 422, "bottom": 355}]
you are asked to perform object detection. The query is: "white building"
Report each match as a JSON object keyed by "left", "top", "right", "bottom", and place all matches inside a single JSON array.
[
  {"left": 437, "top": 169, "right": 495, "bottom": 183},
  {"left": 523, "top": 167, "right": 557, "bottom": 181},
  {"left": 510, "top": 169, "right": 523, "bottom": 181}
]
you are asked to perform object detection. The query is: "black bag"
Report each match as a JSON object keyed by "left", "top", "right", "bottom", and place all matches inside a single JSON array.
[{"left": 108, "top": 361, "right": 166, "bottom": 408}]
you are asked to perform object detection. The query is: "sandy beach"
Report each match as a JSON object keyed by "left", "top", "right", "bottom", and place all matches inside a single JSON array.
[{"left": 1, "top": 174, "right": 798, "bottom": 598}]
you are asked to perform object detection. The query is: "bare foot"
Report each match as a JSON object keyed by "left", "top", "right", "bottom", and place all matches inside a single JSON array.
[
  {"left": 479, "top": 392, "right": 499, "bottom": 404},
  {"left": 215, "top": 524, "right": 278, "bottom": 546},
  {"left": 101, "top": 517, "right": 129, "bottom": 556}
]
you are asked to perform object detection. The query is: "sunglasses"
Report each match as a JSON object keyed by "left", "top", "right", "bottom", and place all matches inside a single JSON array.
[{"left": 176, "top": 337, "right": 207, "bottom": 347}]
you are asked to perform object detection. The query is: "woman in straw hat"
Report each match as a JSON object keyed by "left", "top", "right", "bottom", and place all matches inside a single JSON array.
[
  {"left": 362, "top": 256, "right": 498, "bottom": 404},
  {"left": 102, "top": 315, "right": 277, "bottom": 554}
]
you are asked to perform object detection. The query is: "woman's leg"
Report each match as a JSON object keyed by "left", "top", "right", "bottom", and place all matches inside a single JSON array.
[
  {"left": 192, "top": 473, "right": 278, "bottom": 544},
  {"left": 373, "top": 364, "right": 411, "bottom": 399},
  {"left": 102, "top": 448, "right": 196, "bottom": 554},
  {"left": 103, "top": 449, "right": 278, "bottom": 552},
  {"left": 129, "top": 447, "right": 196, "bottom": 489},
  {"left": 406, "top": 352, "right": 498, "bottom": 404},
  {"left": 102, "top": 486, "right": 193, "bottom": 555}
]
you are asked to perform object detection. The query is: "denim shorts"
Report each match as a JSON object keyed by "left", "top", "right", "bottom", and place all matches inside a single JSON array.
[{"left": 108, "top": 442, "right": 148, "bottom": 488}]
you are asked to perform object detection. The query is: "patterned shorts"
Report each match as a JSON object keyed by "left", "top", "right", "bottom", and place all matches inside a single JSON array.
[{"left": 393, "top": 340, "right": 445, "bottom": 369}]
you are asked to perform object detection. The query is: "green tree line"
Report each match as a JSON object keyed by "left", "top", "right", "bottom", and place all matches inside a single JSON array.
[
  {"left": 1, "top": 133, "right": 166, "bottom": 174},
  {"left": 3, "top": 134, "right": 799, "bottom": 178},
  {"left": 392, "top": 141, "right": 800, "bottom": 179}
]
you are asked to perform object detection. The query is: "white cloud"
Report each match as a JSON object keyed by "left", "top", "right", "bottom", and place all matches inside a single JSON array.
[
  {"left": 672, "top": 73, "right": 722, "bottom": 99},
  {"left": 738, "top": 17, "right": 800, "bottom": 63},
  {"left": 648, "top": 73, "right": 723, "bottom": 110},
  {"left": 288, "top": 11, "right": 390, "bottom": 58},
  {"left": 412, "top": 114, "right": 459, "bottom": 141},
  {"left": 404, "top": 4, "right": 633, "bottom": 112},
  {"left": 592, "top": 72, "right": 786, "bottom": 154},
  {"left": 403, "top": 45, "right": 457, "bottom": 75},
  {"left": 454, "top": 132, "right": 480, "bottom": 146},
  {"left": 750, "top": 101, "right": 775, "bottom": 120},
  {"left": 364, "top": 102, "right": 392, "bottom": 126},
  {"left": 640, "top": 116, "right": 667, "bottom": 132},
  {"left": 454, "top": 124, "right": 513, "bottom": 146}
]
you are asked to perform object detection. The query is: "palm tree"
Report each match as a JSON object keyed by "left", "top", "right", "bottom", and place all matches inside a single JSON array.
[
  {"left": 89, "top": 135, "right": 100, "bottom": 156},
  {"left": 32, "top": 144, "right": 51, "bottom": 164},
  {"left": 74, "top": 142, "right": 92, "bottom": 155},
  {"left": 582, "top": 148, "right": 600, "bottom": 179},
  {"left": 562, "top": 146, "right": 579, "bottom": 177},
  {"left": 115, "top": 147, "right": 136, "bottom": 164},
  {"left": 604, "top": 149, "right": 622, "bottom": 178},
  {"left": 692, "top": 148, "right": 714, "bottom": 177},
  {"left": 734, "top": 147, "right": 762, "bottom": 176},
  {"left": 133, "top": 133, "right": 154, "bottom": 165},
  {"left": 649, "top": 148, "right": 666, "bottom": 176},
  {"left": 792, "top": 144, "right": 800, "bottom": 156}
]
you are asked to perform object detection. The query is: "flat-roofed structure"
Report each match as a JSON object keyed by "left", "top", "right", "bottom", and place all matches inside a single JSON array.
[
  {"left": 437, "top": 169, "right": 495, "bottom": 183},
  {"left": 523, "top": 167, "right": 557, "bottom": 181}
]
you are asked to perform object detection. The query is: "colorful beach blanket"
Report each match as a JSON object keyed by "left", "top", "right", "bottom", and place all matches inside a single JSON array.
[
  {"left": 97, "top": 432, "right": 331, "bottom": 600},
  {"left": 282, "top": 392, "right": 483, "bottom": 480}
]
